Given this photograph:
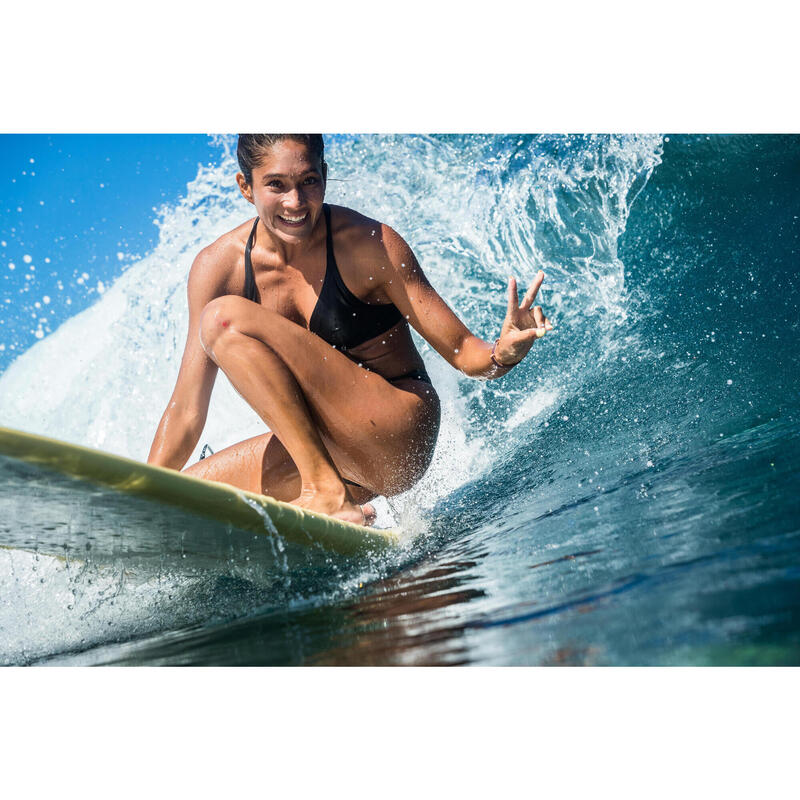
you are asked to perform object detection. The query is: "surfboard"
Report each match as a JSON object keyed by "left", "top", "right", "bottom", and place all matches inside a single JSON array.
[{"left": 0, "top": 426, "right": 400, "bottom": 575}]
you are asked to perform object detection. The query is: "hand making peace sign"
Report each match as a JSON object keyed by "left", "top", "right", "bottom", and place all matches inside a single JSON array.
[{"left": 493, "top": 271, "right": 554, "bottom": 368}]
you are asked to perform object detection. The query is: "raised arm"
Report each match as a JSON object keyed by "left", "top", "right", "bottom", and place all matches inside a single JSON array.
[
  {"left": 378, "top": 225, "right": 552, "bottom": 380},
  {"left": 147, "top": 244, "right": 230, "bottom": 469}
]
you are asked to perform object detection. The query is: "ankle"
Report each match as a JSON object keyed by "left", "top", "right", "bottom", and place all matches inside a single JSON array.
[{"left": 300, "top": 474, "right": 345, "bottom": 501}]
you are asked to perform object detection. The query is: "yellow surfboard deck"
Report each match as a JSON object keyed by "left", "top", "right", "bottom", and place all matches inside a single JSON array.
[{"left": 0, "top": 426, "right": 400, "bottom": 564}]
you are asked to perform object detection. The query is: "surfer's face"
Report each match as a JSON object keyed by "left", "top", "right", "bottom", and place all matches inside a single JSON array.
[{"left": 236, "top": 139, "right": 326, "bottom": 245}]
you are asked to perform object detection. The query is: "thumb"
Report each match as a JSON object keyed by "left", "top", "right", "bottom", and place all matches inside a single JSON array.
[{"left": 526, "top": 326, "right": 545, "bottom": 341}]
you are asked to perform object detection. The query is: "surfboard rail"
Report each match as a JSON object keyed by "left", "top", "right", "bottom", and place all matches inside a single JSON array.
[{"left": 0, "top": 426, "right": 400, "bottom": 556}]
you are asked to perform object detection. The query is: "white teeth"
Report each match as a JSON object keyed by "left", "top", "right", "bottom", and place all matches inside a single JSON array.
[{"left": 279, "top": 214, "right": 307, "bottom": 223}]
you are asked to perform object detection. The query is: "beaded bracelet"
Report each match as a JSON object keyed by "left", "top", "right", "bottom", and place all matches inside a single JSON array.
[{"left": 491, "top": 338, "right": 522, "bottom": 369}]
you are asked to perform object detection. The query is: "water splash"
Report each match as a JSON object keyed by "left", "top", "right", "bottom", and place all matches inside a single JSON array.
[{"left": 0, "top": 135, "right": 662, "bottom": 524}]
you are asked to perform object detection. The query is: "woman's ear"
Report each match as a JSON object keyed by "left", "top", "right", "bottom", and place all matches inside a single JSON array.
[{"left": 236, "top": 172, "right": 254, "bottom": 204}]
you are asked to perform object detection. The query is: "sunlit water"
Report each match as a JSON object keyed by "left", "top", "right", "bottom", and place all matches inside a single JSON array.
[{"left": 1, "top": 134, "right": 798, "bottom": 665}]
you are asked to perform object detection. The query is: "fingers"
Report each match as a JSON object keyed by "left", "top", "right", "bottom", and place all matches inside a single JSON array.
[
  {"left": 527, "top": 306, "right": 554, "bottom": 338},
  {"left": 506, "top": 276, "right": 518, "bottom": 318},
  {"left": 520, "top": 270, "right": 544, "bottom": 311},
  {"left": 525, "top": 326, "right": 544, "bottom": 341},
  {"left": 530, "top": 306, "right": 554, "bottom": 331},
  {"left": 508, "top": 271, "right": 555, "bottom": 336}
]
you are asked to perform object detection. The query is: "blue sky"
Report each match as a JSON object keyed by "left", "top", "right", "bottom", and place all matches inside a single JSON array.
[{"left": 0, "top": 135, "right": 220, "bottom": 372}]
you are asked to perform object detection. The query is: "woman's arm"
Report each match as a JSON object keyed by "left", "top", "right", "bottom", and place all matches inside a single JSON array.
[
  {"left": 147, "top": 245, "right": 229, "bottom": 469},
  {"left": 377, "top": 225, "right": 552, "bottom": 380}
]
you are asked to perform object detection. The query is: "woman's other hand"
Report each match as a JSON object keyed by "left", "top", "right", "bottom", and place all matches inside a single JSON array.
[{"left": 493, "top": 270, "right": 554, "bottom": 367}]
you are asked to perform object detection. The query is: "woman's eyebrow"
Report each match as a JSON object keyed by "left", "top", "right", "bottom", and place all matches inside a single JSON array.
[{"left": 262, "top": 169, "right": 320, "bottom": 180}]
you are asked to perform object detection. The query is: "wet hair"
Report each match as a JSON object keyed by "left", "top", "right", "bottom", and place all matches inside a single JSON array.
[{"left": 236, "top": 134, "right": 325, "bottom": 185}]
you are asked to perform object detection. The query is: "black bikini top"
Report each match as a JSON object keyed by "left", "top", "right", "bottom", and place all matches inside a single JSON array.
[{"left": 243, "top": 204, "right": 404, "bottom": 351}]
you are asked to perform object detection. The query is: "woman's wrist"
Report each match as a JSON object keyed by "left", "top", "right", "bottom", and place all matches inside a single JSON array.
[{"left": 490, "top": 338, "right": 522, "bottom": 370}]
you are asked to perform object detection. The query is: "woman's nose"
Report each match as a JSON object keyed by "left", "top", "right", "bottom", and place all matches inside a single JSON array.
[{"left": 284, "top": 186, "right": 305, "bottom": 209}]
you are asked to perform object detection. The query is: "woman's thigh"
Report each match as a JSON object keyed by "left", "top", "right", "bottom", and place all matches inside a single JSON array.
[{"left": 199, "top": 296, "right": 441, "bottom": 494}]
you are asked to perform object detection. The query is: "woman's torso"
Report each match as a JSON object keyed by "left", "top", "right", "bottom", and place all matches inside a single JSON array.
[{"left": 221, "top": 204, "right": 430, "bottom": 382}]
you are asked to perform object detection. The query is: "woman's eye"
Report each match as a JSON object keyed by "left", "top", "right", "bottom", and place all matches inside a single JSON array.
[
  {"left": 304, "top": 176, "right": 318, "bottom": 185},
  {"left": 268, "top": 180, "right": 283, "bottom": 189}
]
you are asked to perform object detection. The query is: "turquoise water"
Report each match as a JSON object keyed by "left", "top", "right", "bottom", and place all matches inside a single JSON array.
[{"left": 1, "top": 135, "right": 798, "bottom": 665}]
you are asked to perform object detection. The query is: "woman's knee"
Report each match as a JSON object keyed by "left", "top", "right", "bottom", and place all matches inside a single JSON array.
[{"left": 199, "top": 295, "right": 252, "bottom": 355}]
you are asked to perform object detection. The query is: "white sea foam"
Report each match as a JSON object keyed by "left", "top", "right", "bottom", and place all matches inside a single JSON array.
[
  {"left": 503, "top": 386, "right": 562, "bottom": 432},
  {"left": 0, "top": 548, "right": 216, "bottom": 665}
]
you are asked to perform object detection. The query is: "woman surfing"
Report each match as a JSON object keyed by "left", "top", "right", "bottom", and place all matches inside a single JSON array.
[{"left": 148, "top": 134, "right": 552, "bottom": 526}]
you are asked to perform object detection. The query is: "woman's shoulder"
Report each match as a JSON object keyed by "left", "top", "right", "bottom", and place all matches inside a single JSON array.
[
  {"left": 328, "top": 204, "right": 408, "bottom": 262},
  {"left": 197, "top": 218, "right": 253, "bottom": 264},
  {"left": 190, "top": 219, "right": 254, "bottom": 286},
  {"left": 328, "top": 203, "right": 379, "bottom": 235}
]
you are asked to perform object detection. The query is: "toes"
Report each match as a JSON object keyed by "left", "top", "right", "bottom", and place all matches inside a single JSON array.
[{"left": 361, "top": 503, "right": 377, "bottom": 527}]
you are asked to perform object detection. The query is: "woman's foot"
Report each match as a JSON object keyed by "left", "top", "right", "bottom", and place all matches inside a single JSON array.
[
  {"left": 360, "top": 503, "right": 378, "bottom": 526},
  {"left": 292, "top": 483, "right": 377, "bottom": 527}
]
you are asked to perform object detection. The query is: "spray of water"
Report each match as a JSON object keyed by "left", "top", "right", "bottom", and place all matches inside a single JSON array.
[
  {"left": 0, "top": 135, "right": 662, "bottom": 661},
  {"left": 0, "top": 134, "right": 661, "bottom": 508}
]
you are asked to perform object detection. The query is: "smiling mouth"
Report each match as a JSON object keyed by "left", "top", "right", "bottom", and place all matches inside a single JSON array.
[{"left": 277, "top": 212, "right": 309, "bottom": 227}]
